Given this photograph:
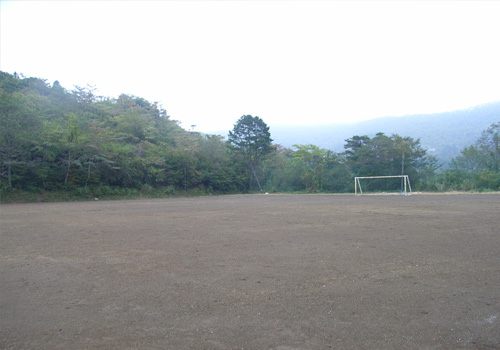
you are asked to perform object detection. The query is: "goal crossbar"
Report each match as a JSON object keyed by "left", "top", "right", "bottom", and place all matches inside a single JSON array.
[{"left": 355, "top": 175, "right": 412, "bottom": 196}]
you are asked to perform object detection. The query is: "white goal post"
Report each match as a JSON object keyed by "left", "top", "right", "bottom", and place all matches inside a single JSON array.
[{"left": 355, "top": 175, "right": 412, "bottom": 196}]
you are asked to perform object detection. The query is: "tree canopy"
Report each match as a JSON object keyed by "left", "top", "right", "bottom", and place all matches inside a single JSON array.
[
  {"left": 0, "top": 72, "right": 247, "bottom": 197},
  {"left": 228, "top": 115, "right": 273, "bottom": 191},
  {"left": 0, "top": 71, "right": 498, "bottom": 201},
  {"left": 443, "top": 122, "right": 500, "bottom": 191},
  {"left": 343, "top": 133, "right": 436, "bottom": 188}
]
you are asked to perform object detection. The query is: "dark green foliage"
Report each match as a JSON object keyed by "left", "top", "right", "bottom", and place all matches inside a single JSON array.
[
  {"left": 260, "top": 144, "right": 352, "bottom": 193},
  {"left": 0, "top": 72, "right": 241, "bottom": 198},
  {"left": 437, "top": 122, "right": 500, "bottom": 191},
  {"left": 478, "top": 123, "right": 500, "bottom": 172},
  {"left": 228, "top": 115, "right": 273, "bottom": 191},
  {"left": 1, "top": 71, "right": 497, "bottom": 201},
  {"left": 343, "top": 133, "right": 437, "bottom": 191}
]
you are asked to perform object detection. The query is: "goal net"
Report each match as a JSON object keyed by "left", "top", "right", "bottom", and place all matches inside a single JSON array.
[{"left": 355, "top": 175, "right": 412, "bottom": 196}]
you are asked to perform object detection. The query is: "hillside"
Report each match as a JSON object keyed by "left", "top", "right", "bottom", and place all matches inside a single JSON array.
[{"left": 267, "top": 101, "right": 500, "bottom": 165}]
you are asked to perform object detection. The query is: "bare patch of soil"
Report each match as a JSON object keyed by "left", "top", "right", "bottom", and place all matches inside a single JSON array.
[{"left": 1, "top": 194, "right": 499, "bottom": 349}]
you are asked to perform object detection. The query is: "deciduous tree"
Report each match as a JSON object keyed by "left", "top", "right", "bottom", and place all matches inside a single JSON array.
[{"left": 228, "top": 115, "right": 273, "bottom": 191}]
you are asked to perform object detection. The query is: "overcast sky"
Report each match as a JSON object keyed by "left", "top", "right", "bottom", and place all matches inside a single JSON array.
[{"left": 1, "top": 1, "right": 499, "bottom": 133}]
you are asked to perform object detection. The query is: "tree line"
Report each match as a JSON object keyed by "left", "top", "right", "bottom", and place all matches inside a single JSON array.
[{"left": 1, "top": 72, "right": 499, "bottom": 201}]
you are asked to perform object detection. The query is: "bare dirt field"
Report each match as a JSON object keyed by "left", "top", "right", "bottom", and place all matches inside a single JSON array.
[{"left": 1, "top": 193, "right": 499, "bottom": 350}]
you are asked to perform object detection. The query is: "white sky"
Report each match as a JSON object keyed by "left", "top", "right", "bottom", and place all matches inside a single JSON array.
[{"left": 1, "top": 1, "right": 499, "bottom": 133}]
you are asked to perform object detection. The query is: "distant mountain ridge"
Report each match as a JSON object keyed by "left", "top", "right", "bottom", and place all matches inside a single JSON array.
[{"left": 268, "top": 101, "right": 500, "bottom": 164}]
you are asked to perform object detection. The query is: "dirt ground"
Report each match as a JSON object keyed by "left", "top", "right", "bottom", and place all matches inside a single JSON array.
[{"left": 1, "top": 193, "right": 499, "bottom": 350}]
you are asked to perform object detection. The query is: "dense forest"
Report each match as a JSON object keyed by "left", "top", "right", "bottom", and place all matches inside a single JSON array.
[{"left": 1, "top": 72, "right": 499, "bottom": 201}]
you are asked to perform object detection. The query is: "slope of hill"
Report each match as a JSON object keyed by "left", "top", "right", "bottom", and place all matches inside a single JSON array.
[{"left": 269, "top": 101, "right": 500, "bottom": 164}]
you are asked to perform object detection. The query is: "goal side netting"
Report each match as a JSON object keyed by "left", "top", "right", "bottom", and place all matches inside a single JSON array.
[{"left": 355, "top": 175, "right": 412, "bottom": 196}]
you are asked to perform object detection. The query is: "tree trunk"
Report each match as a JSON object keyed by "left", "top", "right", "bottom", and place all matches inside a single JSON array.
[
  {"left": 5, "top": 135, "right": 13, "bottom": 188},
  {"left": 85, "top": 159, "right": 92, "bottom": 188},
  {"left": 494, "top": 133, "right": 499, "bottom": 172},
  {"left": 183, "top": 162, "right": 187, "bottom": 190},
  {"left": 249, "top": 161, "right": 262, "bottom": 192},
  {"left": 64, "top": 149, "right": 71, "bottom": 185},
  {"left": 7, "top": 161, "right": 12, "bottom": 188}
]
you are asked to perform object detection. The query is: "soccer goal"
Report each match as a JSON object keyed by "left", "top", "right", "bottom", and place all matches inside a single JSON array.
[{"left": 355, "top": 175, "right": 412, "bottom": 196}]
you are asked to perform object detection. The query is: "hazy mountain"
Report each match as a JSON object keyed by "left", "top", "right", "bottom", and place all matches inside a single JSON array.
[
  {"left": 268, "top": 101, "right": 500, "bottom": 165},
  {"left": 209, "top": 101, "right": 499, "bottom": 165}
]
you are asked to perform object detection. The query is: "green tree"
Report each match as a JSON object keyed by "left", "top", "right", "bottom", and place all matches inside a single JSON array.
[
  {"left": 197, "top": 134, "right": 241, "bottom": 193},
  {"left": 0, "top": 91, "right": 41, "bottom": 188},
  {"left": 478, "top": 122, "right": 500, "bottom": 172},
  {"left": 61, "top": 114, "right": 84, "bottom": 185},
  {"left": 447, "top": 122, "right": 500, "bottom": 191},
  {"left": 450, "top": 145, "right": 484, "bottom": 172},
  {"left": 344, "top": 135, "right": 370, "bottom": 164},
  {"left": 228, "top": 115, "right": 273, "bottom": 191},
  {"left": 290, "top": 144, "right": 329, "bottom": 192},
  {"left": 343, "top": 133, "right": 435, "bottom": 191},
  {"left": 260, "top": 145, "right": 295, "bottom": 192}
]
